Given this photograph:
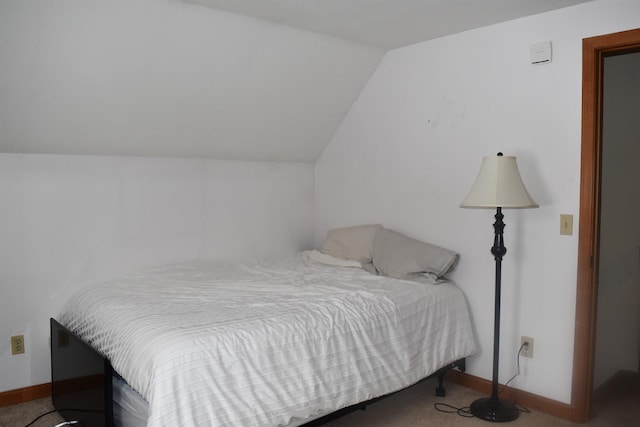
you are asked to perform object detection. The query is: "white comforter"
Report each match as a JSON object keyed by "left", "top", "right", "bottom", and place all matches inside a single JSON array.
[{"left": 59, "top": 252, "right": 476, "bottom": 427}]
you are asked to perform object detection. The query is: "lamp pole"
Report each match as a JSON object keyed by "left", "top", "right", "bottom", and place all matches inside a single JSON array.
[
  {"left": 491, "top": 207, "right": 506, "bottom": 400},
  {"left": 469, "top": 206, "right": 519, "bottom": 421}
]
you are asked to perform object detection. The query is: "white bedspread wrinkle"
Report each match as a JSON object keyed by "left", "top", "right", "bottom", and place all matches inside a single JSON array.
[{"left": 59, "top": 253, "right": 476, "bottom": 427}]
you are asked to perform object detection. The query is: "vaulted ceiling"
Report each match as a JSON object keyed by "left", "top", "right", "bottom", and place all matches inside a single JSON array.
[
  {"left": 185, "top": 0, "right": 592, "bottom": 49},
  {"left": 0, "top": 0, "right": 592, "bottom": 162}
]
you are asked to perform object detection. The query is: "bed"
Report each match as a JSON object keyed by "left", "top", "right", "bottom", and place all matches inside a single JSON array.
[{"left": 51, "top": 227, "right": 476, "bottom": 427}]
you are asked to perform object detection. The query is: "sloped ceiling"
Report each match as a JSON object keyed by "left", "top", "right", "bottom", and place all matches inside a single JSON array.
[
  {"left": 0, "top": 0, "right": 592, "bottom": 162},
  {"left": 185, "top": 0, "right": 593, "bottom": 49}
]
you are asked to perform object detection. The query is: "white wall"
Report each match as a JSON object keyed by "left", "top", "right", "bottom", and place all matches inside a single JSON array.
[
  {"left": 0, "top": 153, "right": 314, "bottom": 392},
  {"left": 595, "top": 52, "right": 640, "bottom": 387},
  {"left": 315, "top": 0, "right": 640, "bottom": 404}
]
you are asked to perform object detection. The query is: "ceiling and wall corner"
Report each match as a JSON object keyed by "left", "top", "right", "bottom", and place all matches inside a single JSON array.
[
  {"left": 185, "top": 0, "right": 593, "bottom": 50},
  {"left": 0, "top": 0, "right": 592, "bottom": 162}
]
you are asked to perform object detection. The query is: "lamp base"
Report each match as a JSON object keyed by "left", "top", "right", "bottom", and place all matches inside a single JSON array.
[{"left": 470, "top": 397, "right": 520, "bottom": 422}]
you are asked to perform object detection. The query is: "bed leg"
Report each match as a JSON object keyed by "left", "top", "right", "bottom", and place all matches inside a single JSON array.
[
  {"left": 434, "top": 357, "right": 467, "bottom": 397},
  {"left": 435, "top": 370, "right": 446, "bottom": 397}
]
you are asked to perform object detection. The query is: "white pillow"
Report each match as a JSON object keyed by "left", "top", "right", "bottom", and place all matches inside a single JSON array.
[
  {"left": 303, "top": 250, "right": 362, "bottom": 268},
  {"left": 321, "top": 224, "right": 383, "bottom": 262},
  {"left": 372, "top": 229, "right": 459, "bottom": 280}
]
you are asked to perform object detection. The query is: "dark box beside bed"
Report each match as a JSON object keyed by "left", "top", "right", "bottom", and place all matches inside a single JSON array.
[{"left": 51, "top": 318, "right": 114, "bottom": 427}]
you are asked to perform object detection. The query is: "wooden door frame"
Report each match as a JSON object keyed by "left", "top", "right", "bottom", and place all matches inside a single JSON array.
[{"left": 572, "top": 27, "right": 640, "bottom": 422}]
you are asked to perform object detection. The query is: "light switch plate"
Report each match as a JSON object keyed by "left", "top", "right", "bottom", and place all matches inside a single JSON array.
[{"left": 560, "top": 214, "right": 573, "bottom": 235}]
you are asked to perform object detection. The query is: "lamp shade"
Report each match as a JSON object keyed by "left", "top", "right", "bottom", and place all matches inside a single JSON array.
[{"left": 460, "top": 154, "right": 538, "bottom": 209}]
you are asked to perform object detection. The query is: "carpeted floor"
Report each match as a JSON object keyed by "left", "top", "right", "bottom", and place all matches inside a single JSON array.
[
  {"left": 0, "top": 396, "right": 65, "bottom": 427},
  {"left": 1, "top": 374, "right": 638, "bottom": 426}
]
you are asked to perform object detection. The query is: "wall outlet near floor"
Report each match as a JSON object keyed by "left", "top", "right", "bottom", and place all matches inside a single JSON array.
[
  {"left": 521, "top": 336, "right": 534, "bottom": 358},
  {"left": 11, "top": 335, "right": 25, "bottom": 355}
]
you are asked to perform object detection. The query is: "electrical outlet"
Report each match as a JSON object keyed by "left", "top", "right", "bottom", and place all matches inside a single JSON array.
[
  {"left": 11, "top": 335, "right": 25, "bottom": 355},
  {"left": 521, "top": 336, "right": 534, "bottom": 358}
]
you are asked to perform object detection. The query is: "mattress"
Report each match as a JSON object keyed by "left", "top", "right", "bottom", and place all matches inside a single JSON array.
[
  {"left": 112, "top": 375, "right": 334, "bottom": 427},
  {"left": 113, "top": 375, "right": 147, "bottom": 427},
  {"left": 60, "top": 252, "right": 476, "bottom": 427}
]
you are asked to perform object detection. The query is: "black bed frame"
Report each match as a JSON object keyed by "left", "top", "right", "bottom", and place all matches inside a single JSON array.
[
  {"left": 51, "top": 318, "right": 465, "bottom": 427},
  {"left": 304, "top": 358, "right": 466, "bottom": 426}
]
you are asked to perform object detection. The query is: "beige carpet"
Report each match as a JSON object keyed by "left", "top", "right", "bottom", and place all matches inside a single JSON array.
[
  {"left": 0, "top": 397, "right": 64, "bottom": 427},
  {"left": 1, "top": 376, "right": 638, "bottom": 426}
]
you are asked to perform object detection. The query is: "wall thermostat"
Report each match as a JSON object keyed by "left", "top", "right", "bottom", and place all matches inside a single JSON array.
[{"left": 530, "top": 41, "right": 552, "bottom": 65}]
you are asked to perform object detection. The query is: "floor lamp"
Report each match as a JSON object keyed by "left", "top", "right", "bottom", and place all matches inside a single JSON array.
[{"left": 460, "top": 152, "right": 538, "bottom": 422}]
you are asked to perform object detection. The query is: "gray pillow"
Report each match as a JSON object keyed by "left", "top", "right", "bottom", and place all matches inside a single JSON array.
[
  {"left": 372, "top": 229, "right": 459, "bottom": 280},
  {"left": 321, "top": 224, "right": 384, "bottom": 262}
]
